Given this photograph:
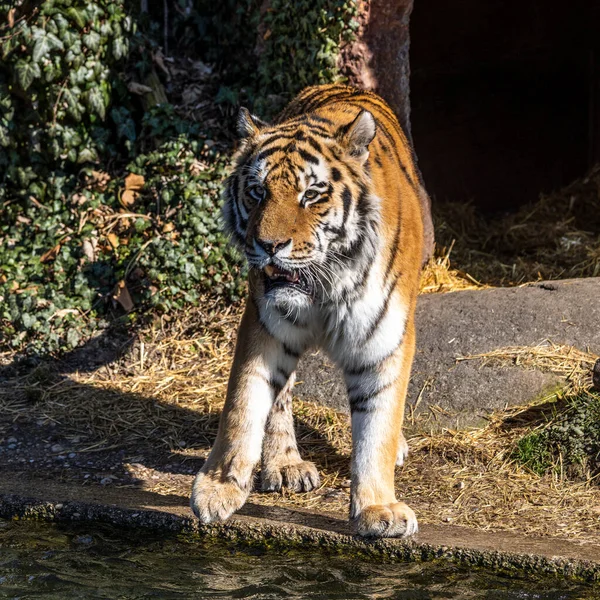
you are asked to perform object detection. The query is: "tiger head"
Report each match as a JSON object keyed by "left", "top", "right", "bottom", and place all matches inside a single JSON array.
[{"left": 223, "top": 108, "right": 379, "bottom": 307}]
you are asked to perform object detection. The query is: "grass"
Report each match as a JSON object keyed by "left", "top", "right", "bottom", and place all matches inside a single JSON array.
[{"left": 515, "top": 390, "right": 600, "bottom": 480}]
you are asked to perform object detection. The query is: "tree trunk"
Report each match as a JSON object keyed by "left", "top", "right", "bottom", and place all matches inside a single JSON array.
[{"left": 339, "top": 0, "right": 414, "bottom": 139}]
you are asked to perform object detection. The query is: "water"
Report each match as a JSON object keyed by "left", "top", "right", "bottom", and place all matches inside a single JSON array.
[{"left": 0, "top": 519, "right": 596, "bottom": 599}]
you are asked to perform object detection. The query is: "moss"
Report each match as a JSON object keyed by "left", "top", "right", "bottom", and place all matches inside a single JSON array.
[{"left": 514, "top": 390, "right": 600, "bottom": 479}]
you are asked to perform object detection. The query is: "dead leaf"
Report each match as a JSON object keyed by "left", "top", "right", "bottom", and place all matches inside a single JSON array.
[
  {"left": 0, "top": 274, "right": 7, "bottom": 284},
  {"left": 120, "top": 189, "right": 138, "bottom": 208},
  {"left": 127, "top": 81, "right": 154, "bottom": 95},
  {"left": 8, "top": 8, "right": 15, "bottom": 28},
  {"left": 124, "top": 173, "right": 145, "bottom": 191},
  {"left": 89, "top": 170, "right": 110, "bottom": 191},
  {"left": 82, "top": 238, "right": 97, "bottom": 262},
  {"left": 112, "top": 280, "right": 134, "bottom": 312},
  {"left": 192, "top": 60, "right": 212, "bottom": 78},
  {"left": 16, "top": 215, "right": 31, "bottom": 225},
  {"left": 71, "top": 192, "right": 87, "bottom": 205},
  {"left": 107, "top": 233, "right": 119, "bottom": 249},
  {"left": 263, "top": 28, "right": 272, "bottom": 40},
  {"left": 52, "top": 308, "right": 79, "bottom": 319},
  {"left": 152, "top": 50, "right": 171, "bottom": 78},
  {"left": 181, "top": 84, "right": 204, "bottom": 106},
  {"left": 162, "top": 222, "right": 175, "bottom": 233},
  {"left": 40, "top": 243, "right": 62, "bottom": 264}
]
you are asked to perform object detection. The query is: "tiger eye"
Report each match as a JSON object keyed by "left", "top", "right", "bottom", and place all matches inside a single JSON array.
[
  {"left": 303, "top": 189, "right": 319, "bottom": 200},
  {"left": 249, "top": 184, "right": 265, "bottom": 200}
]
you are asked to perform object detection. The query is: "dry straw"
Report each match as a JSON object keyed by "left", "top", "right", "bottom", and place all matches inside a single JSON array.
[{"left": 2, "top": 165, "right": 600, "bottom": 541}]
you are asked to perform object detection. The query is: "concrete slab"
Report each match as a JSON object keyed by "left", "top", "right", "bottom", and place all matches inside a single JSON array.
[
  {"left": 295, "top": 278, "right": 600, "bottom": 428},
  {"left": 1, "top": 474, "right": 599, "bottom": 582}
]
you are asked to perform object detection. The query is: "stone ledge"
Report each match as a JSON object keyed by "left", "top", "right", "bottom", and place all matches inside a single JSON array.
[
  {"left": 1, "top": 475, "right": 599, "bottom": 582},
  {"left": 296, "top": 278, "right": 600, "bottom": 428}
]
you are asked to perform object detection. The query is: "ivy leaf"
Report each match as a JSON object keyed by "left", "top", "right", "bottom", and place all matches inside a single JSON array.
[
  {"left": 83, "top": 31, "right": 100, "bottom": 52},
  {"left": 85, "top": 87, "right": 105, "bottom": 119},
  {"left": 77, "top": 146, "right": 97, "bottom": 164},
  {"left": 66, "top": 7, "right": 88, "bottom": 29},
  {"left": 33, "top": 35, "right": 51, "bottom": 62},
  {"left": 47, "top": 33, "right": 64, "bottom": 51},
  {"left": 112, "top": 37, "right": 127, "bottom": 60},
  {"left": 15, "top": 60, "right": 41, "bottom": 90}
]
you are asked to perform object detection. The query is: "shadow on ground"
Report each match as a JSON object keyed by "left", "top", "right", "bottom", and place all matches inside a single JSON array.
[{"left": 0, "top": 328, "right": 346, "bottom": 514}]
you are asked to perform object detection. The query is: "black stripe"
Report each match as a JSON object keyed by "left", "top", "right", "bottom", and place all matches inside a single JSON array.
[
  {"left": 298, "top": 148, "right": 319, "bottom": 165},
  {"left": 384, "top": 217, "right": 401, "bottom": 283},
  {"left": 344, "top": 336, "right": 404, "bottom": 378},
  {"left": 269, "top": 377, "right": 284, "bottom": 397},
  {"left": 322, "top": 224, "right": 344, "bottom": 237},
  {"left": 256, "top": 146, "right": 281, "bottom": 162},
  {"left": 257, "top": 372, "right": 286, "bottom": 397},
  {"left": 341, "top": 185, "right": 352, "bottom": 227},
  {"left": 277, "top": 367, "right": 291, "bottom": 382},
  {"left": 362, "top": 274, "right": 400, "bottom": 344},
  {"left": 307, "top": 137, "right": 322, "bottom": 153},
  {"left": 341, "top": 232, "right": 365, "bottom": 262},
  {"left": 307, "top": 114, "right": 334, "bottom": 126},
  {"left": 355, "top": 184, "right": 371, "bottom": 219},
  {"left": 283, "top": 343, "right": 301, "bottom": 359},
  {"left": 347, "top": 375, "right": 399, "bottom": 398},
  {"left": 331, "top": 167, "right": 342, "bottom": 181},
  {"left": 348, "top": 378, "right": 399, "bottom": 412}
]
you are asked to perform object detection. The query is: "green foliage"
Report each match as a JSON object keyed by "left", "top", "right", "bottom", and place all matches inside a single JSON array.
[
  {"left": 0, "top": 0, "right": 131, "bottom": 195},
  {"left": 0, "top": 0, "right": 356, "bottom": 355},
  {"left": 0, "top": 2, "right": 245, "bottom": 355},
  {"left": 254, "top": 0, "right": 358, "bottom": 114},
  {"left": 0, "top": 124, "right": 244, "bottom": 354},
  {"left": 173, "top": 0, "right": 358, "bottom": 116},
  {"left": 514, "top": 390, "right": 600, "bottom": 479}
]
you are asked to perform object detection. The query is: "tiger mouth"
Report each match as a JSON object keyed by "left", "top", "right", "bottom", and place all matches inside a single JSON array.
[{"left": 263, "top": 264, "right": 313, "bottom": 296}]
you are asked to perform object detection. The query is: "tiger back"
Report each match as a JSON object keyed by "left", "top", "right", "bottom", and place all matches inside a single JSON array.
[{"left": 191, "top": 84, "right": 431, "bottom": 538}]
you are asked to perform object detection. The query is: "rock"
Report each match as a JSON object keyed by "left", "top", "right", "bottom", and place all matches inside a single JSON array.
[
  {"left": 73, "top": 534, "right": 93, "bottom": 545},
  {"left": 593, "top": 359, "right": 600, "bottom": 391},
  {"left": 295, "top": 278, "right": 600, "bottom": 429}
]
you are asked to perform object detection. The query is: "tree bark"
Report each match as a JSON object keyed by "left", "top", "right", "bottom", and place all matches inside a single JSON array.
[{"left": 340, "top": 0, "right": 414, "bottom": 139}]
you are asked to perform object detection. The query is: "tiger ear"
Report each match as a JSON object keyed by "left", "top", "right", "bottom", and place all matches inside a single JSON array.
[
  {"left": 338, "top": 110, "right": 376, "bottom": 161},
  {"left": 237, "top": 107, "right": 267, "bottom": 139}
]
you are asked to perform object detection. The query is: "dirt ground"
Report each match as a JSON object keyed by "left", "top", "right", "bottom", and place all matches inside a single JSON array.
[
  {"left": 1, "top": 165, "right": 600, "bottom": 545},
  {"left": 1, "top": 295, "right": 599, "bottom": 545}
]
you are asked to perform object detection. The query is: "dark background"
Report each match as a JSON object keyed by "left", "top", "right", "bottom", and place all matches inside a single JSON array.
[{"left": 409, "top": 0, "right": 598, "bottom": 211}]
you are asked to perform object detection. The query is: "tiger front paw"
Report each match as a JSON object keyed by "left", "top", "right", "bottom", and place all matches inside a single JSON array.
[
  {"left": 261, "top": 460, "right": 320, "bottom": 493},
  {"left": 190, "top": 471, "right": 249, "bottom": 523},
  {"left": 354, "top": 502, "right": 418, "bottom": 538}
]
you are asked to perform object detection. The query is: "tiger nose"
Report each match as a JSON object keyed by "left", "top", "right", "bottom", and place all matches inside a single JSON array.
[{"left": 255, "top": 237, "right": 292, "bottom": 256}]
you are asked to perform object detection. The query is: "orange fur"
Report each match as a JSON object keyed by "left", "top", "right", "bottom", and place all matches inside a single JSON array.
[{"left": 191, "top": 85, "right": 430, "bottom": 538}]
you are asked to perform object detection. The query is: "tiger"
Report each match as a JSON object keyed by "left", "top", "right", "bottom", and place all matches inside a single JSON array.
[{"left": 190, "top": 83, "right": 433, "bottom": 538}]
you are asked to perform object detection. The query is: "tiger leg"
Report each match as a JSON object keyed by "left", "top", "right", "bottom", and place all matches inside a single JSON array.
[
  {"left": 396, "top": 431, "right": 409, "bottom": 466},
  {"left": 260, "top": 372, "right": 320, "bottom": 492},
  {"left": 191, "top": 301, "right": 298, "bottom": 523},
  {"left": 346, "top": 327, "right": 418, "bottom": 538}
]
